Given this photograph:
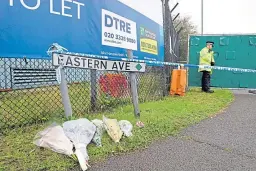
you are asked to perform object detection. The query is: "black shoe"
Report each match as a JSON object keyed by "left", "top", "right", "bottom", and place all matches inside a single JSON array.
[
  {"left": 249, "top": 90, "right": 256, "bottom": 94},
  {"left": 205, "top": 90, "right": 214, "bottom": 93},
  {"left": 202, "top": 88, "right": 207, "bottom": 92}
]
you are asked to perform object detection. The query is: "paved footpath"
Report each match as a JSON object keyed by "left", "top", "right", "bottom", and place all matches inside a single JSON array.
[{"left": 90, "top": 91, "right": 256, "bottom": 171}]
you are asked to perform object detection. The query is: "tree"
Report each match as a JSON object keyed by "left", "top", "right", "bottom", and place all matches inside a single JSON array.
[{"left": 173, "top": 16, "right": 198, "bottom": 62}]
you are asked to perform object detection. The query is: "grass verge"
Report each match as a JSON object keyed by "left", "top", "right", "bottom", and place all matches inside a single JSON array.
[{"left": 0, "top": 88, "right": 234, "bottom": 171}]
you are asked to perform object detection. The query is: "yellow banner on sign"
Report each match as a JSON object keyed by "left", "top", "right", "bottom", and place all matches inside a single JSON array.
[{"left": 140, "top": 38, "right": 158, "bottom": 55}]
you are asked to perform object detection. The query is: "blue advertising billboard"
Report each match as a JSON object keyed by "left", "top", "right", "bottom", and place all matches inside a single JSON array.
[{"left": 0, "top": 0, "right": 164, "bottom": 62}]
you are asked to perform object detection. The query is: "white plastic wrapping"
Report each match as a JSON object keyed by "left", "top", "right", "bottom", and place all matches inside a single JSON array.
[
  {"left": 103, "top": 115, "right": 123, "bottom": 143},
  {"left": 91, "top": 119, "right": 105, "bottom": 147},
  {"left": 119, "top": 120, "right": 133, "bottom": 137},
  {"left": 63, "top": 118, "right": 96, "bottom": 171},
  {"left": 33, "top": 123, "right": 73, "bottom": 156}
]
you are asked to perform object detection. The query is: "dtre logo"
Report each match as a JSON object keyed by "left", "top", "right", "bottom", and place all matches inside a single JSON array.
[{"left": 105, "top": 14, "right": 131, "bottom": 34}]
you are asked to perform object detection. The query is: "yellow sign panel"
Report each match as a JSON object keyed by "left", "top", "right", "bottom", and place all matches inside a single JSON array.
[{"left": 140, "top": 38, "right": 158, "bottom": 55}]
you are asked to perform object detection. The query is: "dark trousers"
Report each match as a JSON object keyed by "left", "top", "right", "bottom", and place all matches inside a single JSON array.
[{"left": 201, "top": 71, "right": 211, "bottom": 91}]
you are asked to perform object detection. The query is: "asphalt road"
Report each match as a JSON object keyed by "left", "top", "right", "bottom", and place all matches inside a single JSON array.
[{"left": 90, "top": 92, "right": 256, "bottom": 171}]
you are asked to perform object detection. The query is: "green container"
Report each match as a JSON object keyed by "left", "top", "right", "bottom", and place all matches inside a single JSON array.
[{"left": 188, "top": 34, "right": 256, "bottom": 88}]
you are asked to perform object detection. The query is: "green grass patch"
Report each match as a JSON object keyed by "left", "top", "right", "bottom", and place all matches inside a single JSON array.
[{"left": 0, "top": 88, "right": 234, "bottom": 171}]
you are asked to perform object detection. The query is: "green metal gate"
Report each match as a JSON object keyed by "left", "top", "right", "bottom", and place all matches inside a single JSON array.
[{"left": 188, "top": 34, "right": 256, "bottom": 88}]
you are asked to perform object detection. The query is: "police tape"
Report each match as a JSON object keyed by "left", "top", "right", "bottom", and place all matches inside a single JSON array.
[
  {"left": 121, "top": 58, "right": 256, "bottom": 73},
  {"left": 52, "top": 51, "right": 256, "bottom": 74},
  {"left": 47, "top": 43, "right": 256, "bottom": 74}
]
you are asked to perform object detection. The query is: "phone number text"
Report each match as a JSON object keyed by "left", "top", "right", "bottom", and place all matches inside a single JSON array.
[{"left": 104, "top": 32, "right": 136, "bottom": 44}]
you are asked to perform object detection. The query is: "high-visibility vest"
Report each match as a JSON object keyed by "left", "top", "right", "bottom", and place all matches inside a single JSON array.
[{"left": 198, "top": 47, "right": 215, "bottom": 74}]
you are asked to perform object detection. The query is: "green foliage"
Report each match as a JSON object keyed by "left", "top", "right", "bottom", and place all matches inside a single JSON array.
[
  {"left": 98, "top": 92, "right": 128, "bottom": 111},
  {"left": 174, "top": 15, "right": 198, "bottom": 62}
]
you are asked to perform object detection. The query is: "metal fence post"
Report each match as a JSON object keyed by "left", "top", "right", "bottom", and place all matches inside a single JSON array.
[
  {"left": 162, "top": 0, "right": 171, "bottom": 96},
  {"left": 58, "top": 65, "right": 73, "bottom": 118},
  {"left": 127, "top": 49, "right": 140, "bottom": 120},
  {"left": 90, "top": 69, "right": 97, "bottom": 112}
]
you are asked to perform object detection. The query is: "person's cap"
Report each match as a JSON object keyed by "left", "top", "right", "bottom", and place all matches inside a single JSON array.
[{"left": 206, "top": 41, "right": 214, "bottom": 47}]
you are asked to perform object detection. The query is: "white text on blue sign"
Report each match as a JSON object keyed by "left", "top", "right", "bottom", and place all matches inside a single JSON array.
[{"left": 9, "top": 0, "right": 85, "bottom": 19}]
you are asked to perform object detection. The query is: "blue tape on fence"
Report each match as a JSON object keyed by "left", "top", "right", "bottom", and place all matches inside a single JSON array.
[{"left": 48, "top": 43, "right": 256, "bottom": 73}]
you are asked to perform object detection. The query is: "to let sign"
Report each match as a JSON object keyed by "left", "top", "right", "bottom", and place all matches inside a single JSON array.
[{"left": 52, "top": 53, "right": 146, "bottom": 72}]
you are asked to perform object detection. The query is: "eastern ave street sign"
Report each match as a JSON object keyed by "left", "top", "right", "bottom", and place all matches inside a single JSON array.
[{"left": 52, "top": 53, "right": 146, "bottom": 72}]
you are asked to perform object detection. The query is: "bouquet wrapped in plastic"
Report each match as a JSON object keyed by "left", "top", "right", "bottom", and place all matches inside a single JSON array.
[
  {"left": 119, "top": 120, "right": 133, "bottom": 137},
  {"left": 91, "top": 119, "right": 105, "bottom": 147},
  {"left": 63, "top": 118, "right": 96, "bottom": 171},
  {"left": 103, "top": 116, "right": 123, "bottom": 143},
  {"left": 33, "top": 123, "right": 74, "bottom": 156}
]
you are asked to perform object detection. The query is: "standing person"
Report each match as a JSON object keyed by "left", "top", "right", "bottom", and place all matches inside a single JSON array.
[{"left": 198, "top": 41, "right": 215, "bottom": 93}]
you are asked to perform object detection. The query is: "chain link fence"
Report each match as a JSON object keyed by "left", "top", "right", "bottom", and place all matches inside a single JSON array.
[{"left": 0, "top": 57, "right": 166, "bottom": 130}]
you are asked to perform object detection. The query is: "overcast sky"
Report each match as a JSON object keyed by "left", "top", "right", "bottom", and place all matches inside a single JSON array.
[{"left": 118, "top": 0, "right": 256, "bottom": 34}]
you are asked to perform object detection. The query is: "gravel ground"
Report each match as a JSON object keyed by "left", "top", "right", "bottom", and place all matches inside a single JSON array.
[{"left": 89, "top": 92, "right": 256, "bottom": 171}]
